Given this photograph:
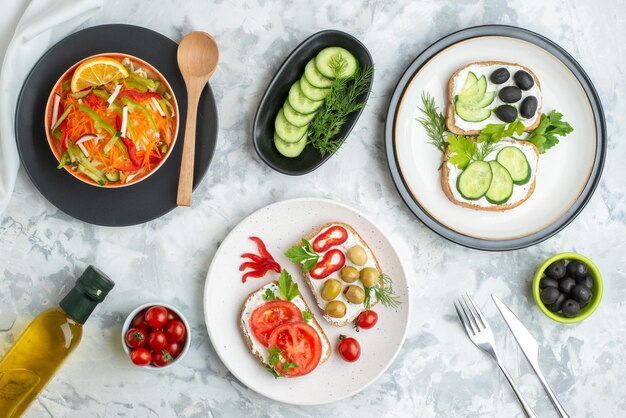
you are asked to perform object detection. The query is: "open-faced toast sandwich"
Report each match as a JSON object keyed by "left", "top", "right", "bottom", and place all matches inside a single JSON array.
[
  {"left": 286, "top": 222, "right": 400, "bottom": 327},
  {"left": 240, "top": 270, "right": 331, "bottom": 378},
  {"left": 447, "top": 61, "right": 542, "bottom": 136}
]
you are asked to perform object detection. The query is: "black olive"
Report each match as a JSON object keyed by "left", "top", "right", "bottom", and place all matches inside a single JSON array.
[
  {"left": 540, "top": 287, "right": 560, "bottom": 305},
  {"left": 561, "top": 299, "right": 580, "bottom": 317},
  {"left": 494, "top": 105, "right": 517, "bottom": 123},
  {"left": 539, "top": 277, "right": 559, "bottom": 289},
  {"left": 546, "top": 260, "right": 566, "bottom": 279},
  {"left": 498, "top": 86, "right": 522, "bottom": 103},
  {"left": 559, "top": 277, "right": 577, "bottom": 295},
  {"left": 547, "top": 293, "right": 566, "bottom": 312},
  {"left": 570, "top": 285, "right": 592, "bottom": 304},
  {"left": 514, "top": 70, "right": 534, "bottom": 90},
  {"left": 520, "top": 96, "right": 538, "bottom": 119},
  {"left": 566, "top": 261, "right": 588, "bottom": 279},
  {"left": 577, "top": 275, "right": 594, "bottom": 290},
  {"left": 490, "top": 67, "right": 510, "bottom": 84}
]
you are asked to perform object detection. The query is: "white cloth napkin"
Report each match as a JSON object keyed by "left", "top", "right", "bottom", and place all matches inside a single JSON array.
[{"left": 0, "top": 0, "right": 102, "bottom": 215}]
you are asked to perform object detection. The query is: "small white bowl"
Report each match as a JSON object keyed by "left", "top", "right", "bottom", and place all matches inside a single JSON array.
[{"left": 121, "top": 301, "right": 191, "bottom": 370}]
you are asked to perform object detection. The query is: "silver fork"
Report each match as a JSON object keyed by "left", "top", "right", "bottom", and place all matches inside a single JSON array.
[{"left": 455, "top": 295, "right": 537, "bottom": 418}]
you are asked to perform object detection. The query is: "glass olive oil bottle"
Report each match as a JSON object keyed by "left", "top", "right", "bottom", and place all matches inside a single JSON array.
[{"left": 0, "top": 266, "right": 114, "bottom": 418}]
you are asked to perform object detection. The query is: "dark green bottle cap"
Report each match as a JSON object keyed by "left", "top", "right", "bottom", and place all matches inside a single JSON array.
[{"left": 59, "top": 266, "right": 115, "bottom": 324}]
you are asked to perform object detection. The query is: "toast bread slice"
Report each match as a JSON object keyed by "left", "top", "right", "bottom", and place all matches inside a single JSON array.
[
  {"left": 239, "top": 281, "right": 331, "bottom": 375},
  {"left": 446, "top": 61, "right": 542, "bottom": 136},
  {"left": 300, "top": 222, "right": 383, "bottom": 327},
  {"left": 441, "top": 139, "right": 539, "bottom": 211}
]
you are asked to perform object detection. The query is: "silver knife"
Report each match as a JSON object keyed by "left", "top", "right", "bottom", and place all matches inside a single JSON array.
[{"left": 492, "top": 294, "right": 570, "bottom": 418}]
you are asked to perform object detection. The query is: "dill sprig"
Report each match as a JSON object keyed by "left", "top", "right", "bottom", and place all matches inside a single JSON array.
[
  {"left": 364, "top": 274, "right": 402, "bottom": 310},
  {"left": 417, "top": 92, "right": 447, "bottom": 151},
  {"left": 308, "top": 57, "right": 373, "bottom": 155}
]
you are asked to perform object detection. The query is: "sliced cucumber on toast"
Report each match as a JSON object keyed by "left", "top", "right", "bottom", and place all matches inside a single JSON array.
[
  {"left": 496, "top": 146, "right": 531, "bottom": 185},
  {"left": 455, "top": 72, "right": 495, "bottom": 123},
  {"left": 485, "top": 161, "right": 514, "bottom": 204},
  {"left": 457, "top": 160, "right": 493, "bottom": 200}
]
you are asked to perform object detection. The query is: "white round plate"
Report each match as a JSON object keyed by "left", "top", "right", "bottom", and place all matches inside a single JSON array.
[
  {"left": 386, "top": 25, "right": 605, "bottom": 250},
  {"left": 204, "top": 198, "right": 410, "bottom": 405}
]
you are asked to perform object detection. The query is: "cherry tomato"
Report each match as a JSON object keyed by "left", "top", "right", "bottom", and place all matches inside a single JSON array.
[
  {"left": 145, "top": 306, "right": 168, "bottom": 329},
  {"left": 355, "top": 310, "right": 378, "bottom": 330},
  {"left": 131, "top": 309, "right": 151, "bottom": 331},
  {"left": 313, "top": 225, "right": 348, "bottom": 252},
  {"left": 249, "top": 300, "right": 303, "bottom": 347},
  {"left": 125, "top": 327, "right": 148, "bottom": 348},
  {"left": 338, "top": 335, "right": 361, "bottom": 362},
  {"left": 152, "top": 349, "right": 174, "bottom": 367},
  {"left": 148, "top": 330, "right": 168, "bottom": 350},
  {"left": 165, "top": 341, "right": 183, "bottom": 358},
  {"left": 268, "top": 322, "right": 322, "bottom": 377},
  {"left": 130, "top": 348, "right": 152, "bottom": 366},
  {"left": 309, "top": 249, "right": 346, "bottom": 279},
  {"left": 167, "top": 310, "right": 179, "bottom": 323},
  {"left": 164, "top": 320, "right": 186, "bottom": 343}
]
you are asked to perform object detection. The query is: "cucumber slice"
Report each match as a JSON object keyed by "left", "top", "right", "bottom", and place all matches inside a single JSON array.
[
  {"left": 496, "top": 146, "right": 531, "bottom": 185},
  {"left": 470, "top": 91, "right": 496, "bottom": 108},
  {"left": 315, "top": 47, "right": 358, "bottom": 79},
  {"left": 459, "top": 72, "right": 478, "bottom": 93},
  {"left": 455, "top": 100, "right": 492, "bottom": 122},
  {"left": 105, "top": 170, "right": 120, "bottom": 182},
  {"left": 274, "top": 131, "right": 307, "bottom": 158},
  {"left": 283, "top": 101, "right": 316, "bottom": 127},
  {"left": 457, "top": 160, "right": 493, "bottom": 200},
  {"left": 300, "top": 76, "right": 330, "bottom": 101},
  {"left": 288, "top": 82, "right": 323, "bottom": 114},
  {"left": 485, "top": 161, "right": 514, "bottom": 204},
  {"left": 459, "top": 74, "right": 487, "bottom": 103},
  {"left": 275, "top": 109, "right": 308, "bottom": 142},
  {"left": 304, "top": 59, "right": 332, "bottom": 88}
]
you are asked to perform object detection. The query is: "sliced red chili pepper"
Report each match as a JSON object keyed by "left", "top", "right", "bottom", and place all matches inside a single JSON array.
[
  {"left": 313, "top": 226, "right": 348, "bottom": 252},
  {"left": 309, "top": 249, "right": 346, "bottom": 279},
  {"left": 241, "top": 253, "right": 264, "bottom": 263},
  {"left": 118, "top": 90, "right": 162, "bottom": 102},
  {"left": 115, "top": 114, "right": 122, "bottom": 131},
  {"left": 242, "top": 269, "right": 269, "bottom": 283},
  {"left": 249, "top": 236, "right": 273, "bottom": 259},
  {"left": 59, "top": 119, "right": 69, "bottom": 150}
]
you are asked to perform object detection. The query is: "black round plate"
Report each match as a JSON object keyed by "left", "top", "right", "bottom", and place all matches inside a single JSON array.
[
  {"left": 253, "top": 30, "right": 373, "bottom": 175},
  {"left": 15, "top": 24, "right": 218, "bottom": 226},
  {"left": 384, "top": 25, "right": 606, "bottom": 251}
]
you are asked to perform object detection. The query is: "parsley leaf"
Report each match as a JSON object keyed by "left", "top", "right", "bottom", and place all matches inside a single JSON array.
[
  {"left": 262, "top": 288, "right": 277, "bottom": 301},
  {"left": 267, "top": 346, "right": 282, "bottom": 366},
  {"left": 277, "top": 270, "right": 299, "bottom": 301},
  {"left": 525, "top": 110, "right": 574, "bottom": 153},
  {"left": 447, "top": 134, "right": 477, "bottom": 170},
  {"left": 476, "top": 119, "right": 525, "bottom": 143},
  {"left": 265, "top": 365, "right": 283, "bottom": 379},
  {"left": 302, "top": 311, "right": 313, "bottom": 323},
  {"left": 285, "top": 239, "right": 319, "bottom": 273},
  {"left": 282, "top": 362, "right": 298, "bottom": 372}
]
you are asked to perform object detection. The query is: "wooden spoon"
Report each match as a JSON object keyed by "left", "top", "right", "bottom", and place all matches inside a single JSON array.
[{"left": 176, "top": 32, "right": 219, "bottom": 207}]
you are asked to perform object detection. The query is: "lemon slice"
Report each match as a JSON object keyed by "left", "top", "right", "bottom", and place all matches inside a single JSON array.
[{"left": 70, "top": 57, "right": 129, "bottom": 92}]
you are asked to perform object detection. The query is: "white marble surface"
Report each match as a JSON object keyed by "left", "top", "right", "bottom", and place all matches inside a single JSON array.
[{"left": 1, "top": 0, "right": 625, "bottom": 416}]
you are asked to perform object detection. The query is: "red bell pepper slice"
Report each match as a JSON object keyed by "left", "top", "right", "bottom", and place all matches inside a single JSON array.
[
  {"left": 309, "top": 249, "right": 345, "bottom": 279},
  {"left": 59, "top": 119, "right": 69, "bottom": 150},
  {"left": 249, "top": 236, "right": 273, "bottom": 259},
  {"left": 313, "top": 225, "right": 348, "bottom": 252},
  {"left": 118, "top": 90, "right": 162, "bottom": 102},
  {"left": 120, "top": 136, "right": 140, "bottom": 168},
  {"left": 242, "top": 269, "right": 269, "bottom": 283}
]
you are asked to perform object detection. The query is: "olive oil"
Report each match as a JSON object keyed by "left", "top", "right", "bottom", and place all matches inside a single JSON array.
[{"left": 0, "top": 266, "right": 114, "bottom": 417}]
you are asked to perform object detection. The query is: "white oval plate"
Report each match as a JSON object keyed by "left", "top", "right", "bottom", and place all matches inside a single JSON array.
[
  {"left": 391, "top": 31, "right": 602, "bottom": 244},
  {"left": 204, "top": 198, "right": 410, "bottom": 405}
]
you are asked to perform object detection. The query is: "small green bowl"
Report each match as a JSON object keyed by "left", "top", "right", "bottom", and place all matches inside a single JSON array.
[{"left": 533, "top": 252, "right": 603, "bottom": 324}]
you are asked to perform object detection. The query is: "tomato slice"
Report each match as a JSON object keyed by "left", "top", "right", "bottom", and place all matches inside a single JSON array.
[
  {"left": 249, "top": 300, "right": 303, "bottom": 347},
  {"left": 309, "top": 249, "right": 346, "bottom": 279},
  {"left": 268, "top": 322, "right": 322, "bottom": 377},
  {"left": 312, "top": 226, "right": 348, "bottom": 252}
]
